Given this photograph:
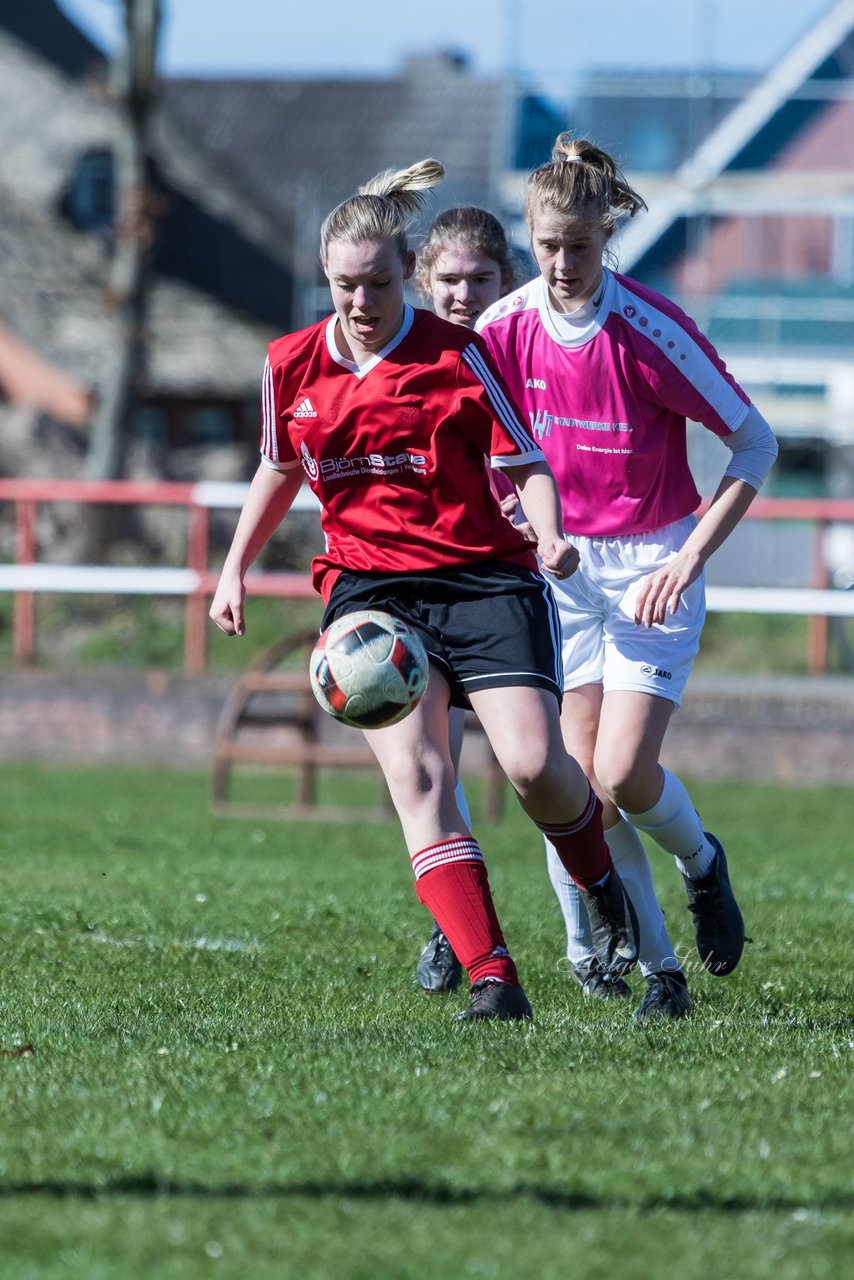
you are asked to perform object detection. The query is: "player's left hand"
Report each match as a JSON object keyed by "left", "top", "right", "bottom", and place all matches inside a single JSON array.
[
  {"left": 499, "top": 493, "right": 537, "bottom": 543},
  {"left": 635, "top": 550, "right": 703, "bottom": 626},
  {"left": 538, "top": 537, "right": 579, "bottom": 580}
]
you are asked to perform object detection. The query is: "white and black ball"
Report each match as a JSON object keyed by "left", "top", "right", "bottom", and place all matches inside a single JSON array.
[{"left": 309, "top": 610, "right": 429, "bottom": 729}]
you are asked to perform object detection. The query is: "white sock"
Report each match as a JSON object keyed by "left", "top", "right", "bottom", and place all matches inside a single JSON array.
[
  {"left": 453, "top": 778, "right": 472, "bottom": 829},
  {"left": 602, "top": 818, "right": 680, "bottom": 977},
  {"left": 544, "top": 837, "right": 593, "bottom": 966},
  {"left": 622, "top": 768, "right": 716, "bottom": 880},
  {"left": 545, "top": 819, "right": 681, "bottom": 975}
]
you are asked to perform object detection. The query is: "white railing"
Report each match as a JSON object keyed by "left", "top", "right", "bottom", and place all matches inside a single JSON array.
[{"left": 1, "top": 479, "right": 852, "bottom": 673}]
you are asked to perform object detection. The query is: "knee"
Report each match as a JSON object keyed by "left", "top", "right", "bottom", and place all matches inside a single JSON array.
[
  {"left": 502, "top": 744, "right": 567, "bottom": 803},
  {"left": 381, "top": 748, "right": 445, "bottom": 808},
  {"left": 594, "top": 753, "right": 657, "bottom": 814}
]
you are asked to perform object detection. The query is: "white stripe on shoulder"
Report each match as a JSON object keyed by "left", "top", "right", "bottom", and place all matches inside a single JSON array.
[
  {"left": 614, "top": 282, "right": 749, "bottom": 428},
  {"left": 461, "top": 344, "right": 533, "bottom": 454}
]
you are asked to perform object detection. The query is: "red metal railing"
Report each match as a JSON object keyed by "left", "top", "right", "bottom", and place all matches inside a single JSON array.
[
  {"left": 1, "top": 478, "right": 853, "bottom": 673},
  {"left": 0, "top": 478, "right": 317, "bottom": 672}
]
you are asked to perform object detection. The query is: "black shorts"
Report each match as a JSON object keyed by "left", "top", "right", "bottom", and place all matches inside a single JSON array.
[{"left": 321, "top": 561, "right": 563, "bottom": 710}]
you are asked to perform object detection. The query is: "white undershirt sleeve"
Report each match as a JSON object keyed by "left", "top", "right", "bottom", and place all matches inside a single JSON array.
[{"left": 720, "top": 403, "right": 778, "bottom": 492}]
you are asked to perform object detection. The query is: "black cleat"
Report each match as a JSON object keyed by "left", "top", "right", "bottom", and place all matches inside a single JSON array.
[
  {"left": 570, "top": 957, "right": 632, "bottom": 1000},
  {"left": 416, "top": 923, "right": 462, "bottom": 993},
  {"left": 452, "top": 978, "right": 533, "bottom": 1022},
  {"left": 576, "top": 868, "right": 640, "bottom": 979},
  {"left": 633, "top": 969, "right": 693, "bottom": 1021},
  {"left": 683, "top": 834, "right": 745, "bottom": 975}
]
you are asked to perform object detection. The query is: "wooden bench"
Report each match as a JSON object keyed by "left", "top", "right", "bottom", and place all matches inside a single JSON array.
[{"left": 211, "top": 631, "right": 507, "bottom": 822}]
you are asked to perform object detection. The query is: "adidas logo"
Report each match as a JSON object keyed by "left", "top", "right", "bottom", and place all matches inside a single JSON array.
[{"left": 293, "top": 397, "right": 317, "bottom": 418}]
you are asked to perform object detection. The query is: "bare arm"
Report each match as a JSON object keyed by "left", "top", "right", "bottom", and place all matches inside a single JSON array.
[
  {"left": 209, "top": 464, "right": 305, "bottom": 636},
  {"left": 506, "top": 461, "right": 579, "bottom": 579},
  {"left": 635, "top": 476, "right": 758, "bottom": 626}
]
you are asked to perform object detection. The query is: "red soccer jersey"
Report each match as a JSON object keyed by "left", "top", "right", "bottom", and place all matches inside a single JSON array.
[{"left": 261, "top": 305, "right": 545, "bottom": 601}]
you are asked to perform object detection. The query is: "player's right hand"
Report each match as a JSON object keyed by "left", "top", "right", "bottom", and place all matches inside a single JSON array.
[
  {"left": 209, "top": 571, "right": 246, "bottom": 636},
  {"left": 538, "top": 537, "right": 580, "bottom": 580}
]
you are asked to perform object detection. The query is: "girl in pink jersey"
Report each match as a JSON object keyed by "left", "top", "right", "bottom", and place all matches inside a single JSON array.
[
  {"left": 210, "top": 160, "right": 641, "bottom": 1024},
  {"left": 478, "top": 134, "right": 778, "bottom": 1019}
]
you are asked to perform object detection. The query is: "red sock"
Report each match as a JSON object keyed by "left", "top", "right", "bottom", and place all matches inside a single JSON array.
[
  {"left": 412, "top": 838, "right": 519, "bottom": 987},
  {"left": 535, "top": 787, "right": 614, "bottom": 888}
]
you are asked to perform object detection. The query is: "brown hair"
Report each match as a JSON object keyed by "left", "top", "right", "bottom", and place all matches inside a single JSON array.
[
  {"left": 320, "top": 159, "right": 445, "bottom": 265},
  {"left": 525, "top": 133, "right": 647, "bottom": 233},
  {"left": 416, "top": 206, "right": 517, "bottom": 297}
]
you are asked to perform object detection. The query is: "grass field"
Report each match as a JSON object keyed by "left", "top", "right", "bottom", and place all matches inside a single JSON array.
[{"left": 1, "top": 764, "right": 852, "bottom": 1279}]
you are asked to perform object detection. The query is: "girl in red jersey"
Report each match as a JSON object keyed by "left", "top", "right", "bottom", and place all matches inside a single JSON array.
[
  {"left": 477, "top": 135, "right": 778, "bottom": 1019},
  {"left": 210, "top": 160, "right": 640, "bottom": 1022}
]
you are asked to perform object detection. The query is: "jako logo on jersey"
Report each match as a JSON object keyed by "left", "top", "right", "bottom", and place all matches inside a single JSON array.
[
  {"left": 300, "top": 441, "right": 318, "bottom": 481},
  {"left": 319, "top": 451, "right": 428, "bottom": 480},
  {"left": 641, "top": 665, "right": 672, "bottom": 679},
  {"left": 526, "top": 378, "right": 547, "bottom": 390},
  {"left": 623, "top": 305, "right": 637, "bottom": 318},
  {"left": 293, "top": 397, "right": 317, "bottom": 418}
]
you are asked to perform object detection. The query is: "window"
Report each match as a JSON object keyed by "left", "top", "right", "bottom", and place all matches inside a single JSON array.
[
  {"left": 186, "top": 406, "right": 235, "bottom": 446},
  {"left": 63, "top": 149, "right": 115, "bottom": 231}
]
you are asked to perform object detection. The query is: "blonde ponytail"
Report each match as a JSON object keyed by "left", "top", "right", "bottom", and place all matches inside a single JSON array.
[
  {"left": 526, "top": 133, "right": 646, "bottom": 231},
  {"left": 359, "top": 159, "right": 445, "bottom": 210},
  {"left": 321, "top": 159, "right": 445, "bottom": 263}
]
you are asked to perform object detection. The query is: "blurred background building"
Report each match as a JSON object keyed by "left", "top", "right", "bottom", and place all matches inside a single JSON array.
[{"left": 1, "top": 0, "right": 852, "bottom": 542}]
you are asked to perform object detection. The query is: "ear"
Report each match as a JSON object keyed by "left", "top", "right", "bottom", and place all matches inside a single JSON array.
[{"left": 403, "top": 250, "right": 417, "bottom": 280}]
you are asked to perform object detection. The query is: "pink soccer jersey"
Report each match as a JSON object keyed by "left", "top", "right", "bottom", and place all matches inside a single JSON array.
[
  {"left": 477, "top": 270, "right": 752, "bottom": 536},
  {"left": 261, "top": 305, "right": 543, "bottom": 601}
]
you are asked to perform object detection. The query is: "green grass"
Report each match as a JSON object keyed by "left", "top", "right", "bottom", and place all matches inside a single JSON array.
[
  {"left": 1, "top": 766, "right": 852, "bottom": 1278},
  {"left": 695, "top": 611, "right": 816, "bottom": 676}
]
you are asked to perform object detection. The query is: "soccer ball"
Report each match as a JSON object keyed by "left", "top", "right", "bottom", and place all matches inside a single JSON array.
[{"left": 309, "top": 610, "right": 429, "bottom": 729}]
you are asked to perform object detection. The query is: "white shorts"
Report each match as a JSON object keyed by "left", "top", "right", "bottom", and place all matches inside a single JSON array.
[{"left": 550, "top": 515, "right": 706, "bottom": 707}]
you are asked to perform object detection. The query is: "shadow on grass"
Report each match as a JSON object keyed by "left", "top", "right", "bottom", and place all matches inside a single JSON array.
[{"left": 1, "top": 1178, "right": 851, "bottom": 1214}]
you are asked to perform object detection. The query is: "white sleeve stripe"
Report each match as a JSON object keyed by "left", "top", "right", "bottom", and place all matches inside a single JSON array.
[
  {"left": 463, "top": 344, "right": 532, "bottom": 452},
  {"left": 261, "top": 358, "right": 269, "bottom": 458},
  {"left": 462, "top": 344, "right": 534, "bottom": 455},
  {"left": 268, "top": 360, "right": 279, "bottom": 463},
  {"left": 261, "top": 358, "right": 278, "bottom": 463}
]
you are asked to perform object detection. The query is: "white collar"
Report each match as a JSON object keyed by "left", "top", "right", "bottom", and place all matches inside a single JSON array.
[
  {"left": 536, "top": 270, "right": 612, "bottom": 348},
  {"left": 325, "top": 304, "right": 415, "bottom": 378}
]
